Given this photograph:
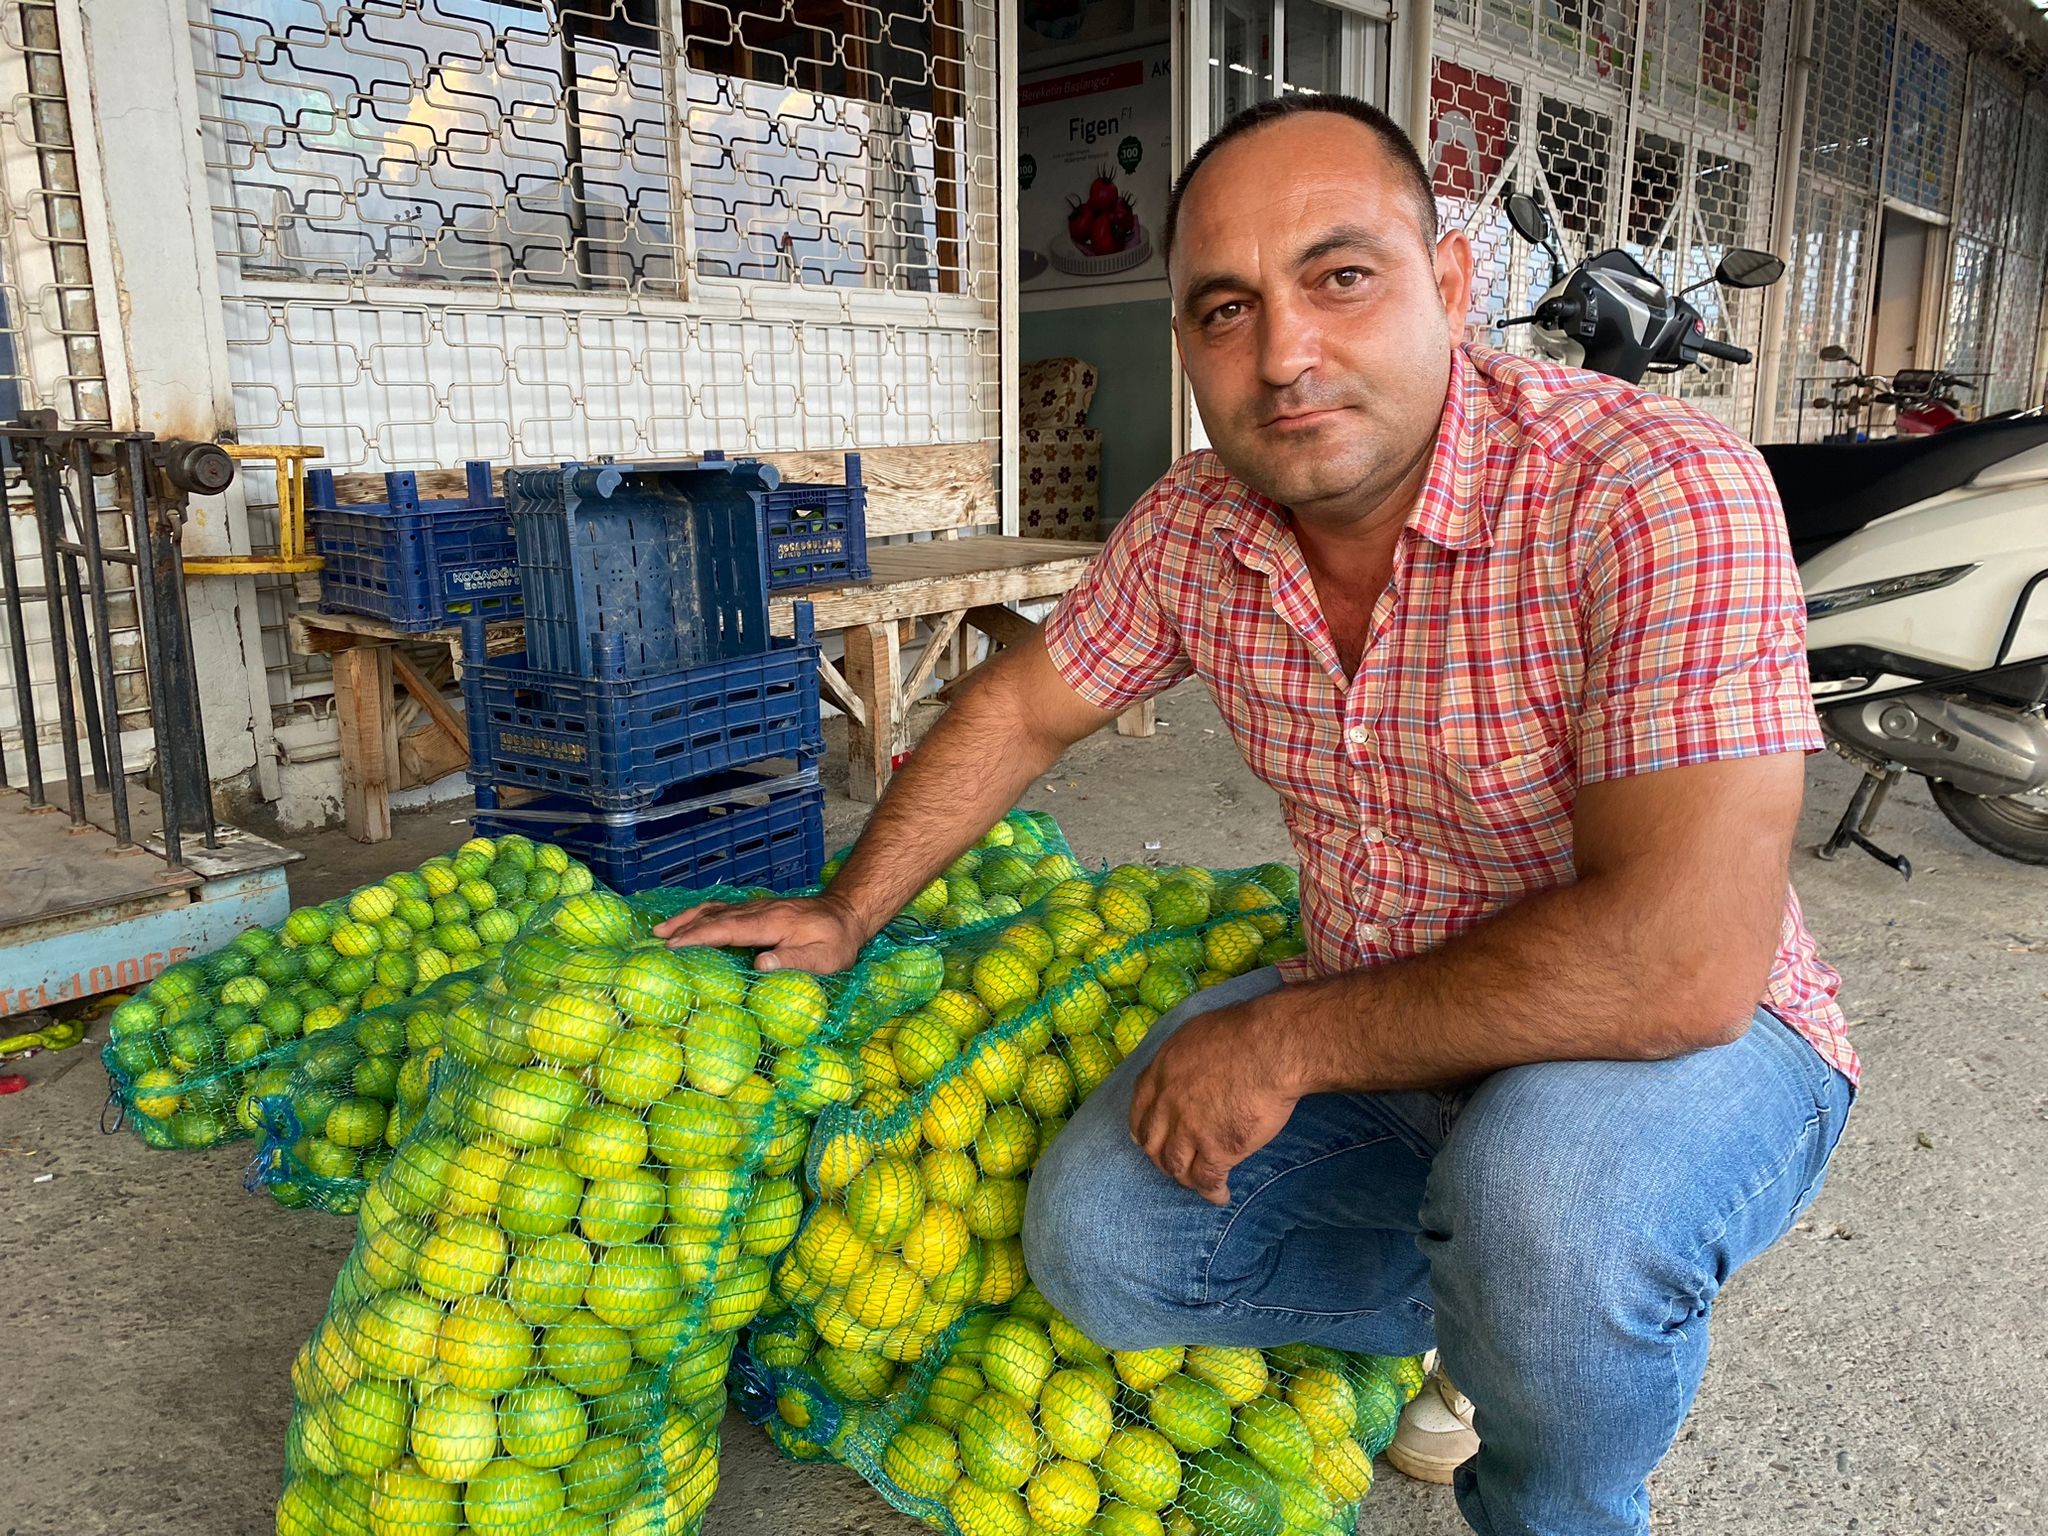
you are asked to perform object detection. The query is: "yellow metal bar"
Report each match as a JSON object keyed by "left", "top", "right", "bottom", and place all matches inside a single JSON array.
[{"left": 185, "top": 444, "right": 326, "bottom": 578}]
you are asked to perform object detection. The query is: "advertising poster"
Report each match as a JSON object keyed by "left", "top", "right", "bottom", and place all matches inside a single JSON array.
[{"left": 1018, "top": 46, "right": 1172, "bottom": 293}]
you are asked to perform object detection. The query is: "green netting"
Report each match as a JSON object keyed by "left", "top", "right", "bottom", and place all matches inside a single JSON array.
[
  {"left": 828, "top": 809, "right": 1088, "bottom": 938},
  {"left": 101, "top": 835, "right": 597, "bottom": 1152},
  {"left": 718, "top": 857, "right": 1422, "bottom": 1536},
  {"left": 740, "top": 1291, "right": 1425, "bottom": 1536},
  {"left": 276, "top": 884, "right": 948, "bottom": 1536}
]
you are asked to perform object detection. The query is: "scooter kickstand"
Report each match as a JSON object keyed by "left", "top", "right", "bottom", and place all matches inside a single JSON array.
[{"left": 1816, "top": 764, "right": 1912, "bottom": 879}]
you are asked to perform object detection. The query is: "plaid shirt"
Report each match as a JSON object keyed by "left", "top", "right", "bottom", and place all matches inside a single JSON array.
[{"left": 1044, "top": 346, "right": 1854, "bottom": 1085}]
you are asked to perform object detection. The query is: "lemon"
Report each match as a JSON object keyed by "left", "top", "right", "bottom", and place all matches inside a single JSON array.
[
  {"left": 1286, "top": 1366, "right": 1358, "bottom": 1445},
  {"left": 892, "top": 1012, "right": 960, "bottom": 1086},
  {"left": 1203, "top": 920, "right": 1267, "bottom": 976},
  {"left": 971, "top": 947, "right": 1041, "bottom": 1011},
  {"left": 1235, "top": 1396, "right": 1316, "bottom": 1482},
  {"left": 816, "top": 1342, "right": 898, "bottom": 1402},
  {"left": 965, "top": 1178, "right": 1026, "bottom": 1240},
  {"left": 959, "top": 1388, "right": 1040, "bottom": 1490},
  {"left": 921, "top": 1146, "right": 980, "bottom": 1207},
  {"left": 982, "top": 1318, "right": 1056, "bottom": 1401},
  {"left": 1311, "top": 1435, "right": 1374, "bottom": 1501},
  {"left": 977, "top": 1236, "right": 1029, "bottom": 1305},
  {"left": 739, "top": 1175, "right": 803, "bottom": 1256},
  {"left": 407, "top": 1386, "right": 497, "bottom": 1481},
  {"left": 1185, "top": 1346, "right": 1268, "bottom": 1406},
  {"left": 463, "top": 1460, "right": 565, "bottom": 1536},
  {"left": 592, "top": 1028, "right": 685, "bottom": 1108},
  {"left": 506, "top": 1231, "right": 593, "bottom": 1325},
  {"left": 1147, "top": 1372, "right": 1232, "bottom": 1453},
  {"left": 498, "top": 1375, "right": 589, "bottom": 1469},
  {"left": 924, "top": 1361, "right": 985, "bottom": 1430},
  {"left": 1040, "top": 1368, "right": 1115, "bottom": 1461},
  {"left": 1019, "top": 1054, "right": 1077, "bottom": 1121},
  {"left": 921, "top": 1074, "right": 989, "bottom": 1151},
  {"left": 883, "top": 1419, "right": 961, "bottom": 1501},
  {"left": 436, "top": 1295, "right": 534, "bottom": 1393},
  {"left": 348, "top": 1289, "right": 442, "bottom": 1380},
  {"left": 845, "top": 1154, "right": 925, "bottom": 1245},
  {"left": 683, "top": 1003, "right": 761, "bottom": 1095},
  {"left": 1066, "top": 1034, "right": 1119, "bottom": 1098},
  {"left": 793, "top": 1206, "right": 875, "bottom": 1288},
  {"left": 585, "top": 1243, "right": 682, "bottom": 1330},
  {"left": 329, "top": 1376, "right": 410, "bottom": 1479},
  {"left": 965, "top": 1033, "right": 1029, "bottom": 1101},
  {"left": 950, "top": 1479, "right": 1031, "bottom": 1536},
  {"left": 1027, "top": 1459, "right": 1101, "bottom": 1535},
  {"left": 902, "top": 1201, "right": 973, "bottom": 1280},
  {"left": 1099, "top": 1425, "right": 1181, "bottom": 1511},
  {"left": 541, "top": 1316, "right": 633, "bottom": 1398},
  {"left": 750, "top": 969, "right": 833, "bottom": 1047},
  {"left": 928, "top": 1241, "right": 987, "bottom": 1306},
  {"left": 412, "top": 1217, "right": 507, "bottom": 1302},
  {"left": 844, "top": 1254, "right": 928, "bottom": 1329},
  {"left": 576, "top": 1168, "right": 664, "bottom": 1247},
  {"left": 646, "top": 1087, "right": 741, "bottom": 1168}
]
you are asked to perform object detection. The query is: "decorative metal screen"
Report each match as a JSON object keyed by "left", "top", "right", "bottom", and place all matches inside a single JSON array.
[
  {"left": 1428, "top": 0, "right": 1787, "bottom": 431},
  {"left": 1942, "top": 72, "right": 2048, "bottom": 414},
  {"left": 192, "top": 0, "right": 1004, "bottom": 722}
]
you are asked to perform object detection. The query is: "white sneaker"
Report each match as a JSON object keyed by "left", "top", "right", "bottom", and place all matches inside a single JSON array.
[{"left": 1384, "top": 1361, "right": 1478, "bottom": 1485}]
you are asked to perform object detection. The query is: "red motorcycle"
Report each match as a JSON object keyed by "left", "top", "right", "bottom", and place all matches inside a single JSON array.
[{"left": 1881, "top": 368, "right": 1975, "bottom": 436}]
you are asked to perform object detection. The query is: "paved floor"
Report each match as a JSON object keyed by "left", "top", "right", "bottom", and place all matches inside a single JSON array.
[{"left": 3, "top": 678, "right": 2043, "bottom": 1534}]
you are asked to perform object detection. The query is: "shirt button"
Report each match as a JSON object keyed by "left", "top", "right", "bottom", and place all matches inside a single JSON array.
[
  {"left": 1363, "top": 826, "right": 1387, "bottom": 844},
  {"left": 1347, "top": 724, "right": 1372, "bottom": 747},
  {"left": 1360, "top": 922, "right": 1390, "bottom": 944}
]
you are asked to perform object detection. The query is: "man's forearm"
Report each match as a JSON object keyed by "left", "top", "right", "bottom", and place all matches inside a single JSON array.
[
  {"left": 824, "top": 647, "right": 1089, "bottom": 939},
  {"left": 1259, "top": 875, "right": 1771, "bottom": 1095}
]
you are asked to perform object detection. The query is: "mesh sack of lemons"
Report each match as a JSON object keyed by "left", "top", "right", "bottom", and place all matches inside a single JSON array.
[
  {"left": 826, "top": 809, "right": 1082, "bottom": 941},
  {"left": 765, "top": 857, "right": 1304, "bottom": 1369},
  {"left": 245, "top": 974, "right": 483, "bottom": 1214},
  {"left": 742, "top": 1282, "right": 1423, "bottom": 1536},
  {"left": 275, "top": 880, "right": 950, "bottom": 1536},
  {"left": 102, "top": 835, "right": 594, "bottom": 1152}
]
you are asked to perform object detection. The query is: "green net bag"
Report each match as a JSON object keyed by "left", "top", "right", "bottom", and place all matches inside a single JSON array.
[
  {"left": 246, "top": 974, "right": 484, "bottom": 1213},
  {"left": 101, "top": 835, "right": 596, "bottom": 1151},
  {"left": 275, "top": 882, "right": 949, "bottom": 1536},
  {"left": 825, "top": 809, "right": 1086, "bottom": 940},
  {"left": 740, "top": 1285, "right": 1424, "bottom": 1536},
  {"left": 765, "top": 858, "right": 1305, "bottom": 1368}
]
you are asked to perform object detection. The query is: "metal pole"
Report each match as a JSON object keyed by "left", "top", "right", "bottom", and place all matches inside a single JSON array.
[
  {"left": 71, "top": 439, "right": 131, "bottom": 847},
  {"left": 0, "top": 460, "right": 41, "bottom": 803},
  {"left": 51, "top": 449, "right": 110, "bottom": 792},
  {"left": 27, "top": 441, "right": 87, "bottom": 826},
  {"left": 157, "top": 466, "right": 218, "bottom": 849},
  {"left": 122, "top": 438, "right": 180, "bottom": 869}
]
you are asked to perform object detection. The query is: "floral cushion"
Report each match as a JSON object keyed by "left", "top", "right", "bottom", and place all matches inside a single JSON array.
[
  {"left": 1019, "top": 357, "right": 1099, "bottom": 430},
  {"left": 1020, "top": 424, "right": 1101, "bottom": 540}
]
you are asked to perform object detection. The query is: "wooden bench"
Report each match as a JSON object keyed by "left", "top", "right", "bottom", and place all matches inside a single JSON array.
[{"left": 293, "top": 446, "right": 1148, "bottom": 838}]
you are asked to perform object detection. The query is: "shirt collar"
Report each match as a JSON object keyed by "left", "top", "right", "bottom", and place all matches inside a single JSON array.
[{"left": 1207, "top": 344, "right": 1495, "bottom": 562}]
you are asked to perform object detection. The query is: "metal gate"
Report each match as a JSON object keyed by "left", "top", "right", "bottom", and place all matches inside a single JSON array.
[
  {"left": 1427, "top": 0, "right": 1790, "bottom": 432},
  {"left": 190, "top": 0, "right": 1006, "bottom": 723}
]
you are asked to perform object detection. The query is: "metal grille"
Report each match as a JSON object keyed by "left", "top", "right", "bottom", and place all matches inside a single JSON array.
[
  {"left": 1942, "top": 73, "right": 2048, "bottom": 413},
  {"left": 0, "top": 3, "right": 148, "bottom": 773},
  {"left": 1770, "top": 0, "right": 1895, "bottom": 436},
  {"left": 193, "top": 0, "right": 1003, "bottom": 724},
  {"left": 1428, "top": 0, "right": 1786, "bottom": 431},
  {"left": 1883, "top": 10, "right": 1964, "bottom": 214}
]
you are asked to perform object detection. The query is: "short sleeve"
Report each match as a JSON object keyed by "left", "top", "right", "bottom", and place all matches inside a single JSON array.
[
  {"left": 1041, "top": 488, "right": 1194, "bottom": 711},
  {"left": 1574, "top": 445, "right": 1825, "bottom": 785}
]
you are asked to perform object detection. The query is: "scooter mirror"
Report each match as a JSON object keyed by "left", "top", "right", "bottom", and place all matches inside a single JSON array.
[
  {"left": 1716, "top": 247, "right": 1785, "bottom": 289},
  {"left": 1819, "top": 343, "right": 1857, "bottom": 365},
  {"left": 1504, "top": 193, "right": 1549, "bottom": 245}
]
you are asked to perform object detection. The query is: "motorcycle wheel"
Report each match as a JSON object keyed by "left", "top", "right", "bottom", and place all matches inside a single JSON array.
[{"left": 1928, "top": 779, "right": 2048, "bottom": 866}]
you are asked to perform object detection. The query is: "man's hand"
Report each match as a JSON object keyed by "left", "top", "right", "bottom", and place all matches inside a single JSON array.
[
  {"left": 1129, "top": 998, "right": 1301, "bottom": 1206},
  {"left": 653, "top": 893, "right": 867, "bottom": 974}
]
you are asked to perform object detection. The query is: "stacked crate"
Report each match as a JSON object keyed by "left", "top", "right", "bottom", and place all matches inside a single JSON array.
[
  {"left": 462, "top": 454, "right": 861, "bottom": 893},
  {"left": 307, "top": 461, "right": 522, "bottom": 630}
]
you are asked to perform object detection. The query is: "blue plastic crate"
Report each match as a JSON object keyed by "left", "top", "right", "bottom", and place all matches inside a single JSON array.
[
  {"left": 705, "top": 450, "right": 869, "bottom": 589},
  {"left": 307, "top": 460, "right": 521, "bottom": 632},
  {"left": 471, "top": 765, "right": 825, "bottom": 895},
  {"left": 461, "top": 608, "right": 822, "bottom": 812},
  {"left": 509, "top": 458, "right": 777, "bottom": 678}
]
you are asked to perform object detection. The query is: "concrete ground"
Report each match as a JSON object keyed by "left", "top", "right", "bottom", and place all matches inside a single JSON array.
[{"left": 3, "top": 676, "right": 2044, "bottom": 1534}]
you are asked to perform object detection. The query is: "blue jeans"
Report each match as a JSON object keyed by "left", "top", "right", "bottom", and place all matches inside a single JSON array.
[{"left": 1022, "top": 968, "right": 1854, "bottom": 1536}]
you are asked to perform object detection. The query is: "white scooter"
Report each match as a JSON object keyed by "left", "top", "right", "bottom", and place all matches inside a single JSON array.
[{"left": 1501, "top": 193, "right": 2048, "bottom": 872}]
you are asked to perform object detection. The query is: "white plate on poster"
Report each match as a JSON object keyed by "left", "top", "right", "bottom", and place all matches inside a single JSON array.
[{"left": 1048, "top": 225, "right": 1153, "bottom": 277}]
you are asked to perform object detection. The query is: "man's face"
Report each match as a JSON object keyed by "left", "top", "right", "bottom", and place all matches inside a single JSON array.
[{"left": 1169, "top": 117, "right": 1473, "bottom": 525}]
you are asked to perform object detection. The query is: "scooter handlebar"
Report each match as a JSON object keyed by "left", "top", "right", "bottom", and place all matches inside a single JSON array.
[{"left": 1695, "top": 336, "right": 1753, "bottom": 365}]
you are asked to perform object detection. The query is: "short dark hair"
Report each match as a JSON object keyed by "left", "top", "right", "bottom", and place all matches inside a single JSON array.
[{"left": 1162, "top": 95, "right": 1439, "bottom": 267}]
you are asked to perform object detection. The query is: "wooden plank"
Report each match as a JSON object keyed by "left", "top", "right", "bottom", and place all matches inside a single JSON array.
[
  {"left": 900, "top": 609, "right": 965, "bottom": 715},
  {"left": 964, "top": 603, "right": 1041, "bottom": 651},
  {"left": 399, "top": 719, "right": 470, "bottom": 787},
  {"left": 841, "top": 622, "right": 900, "bottom": 805},
  {"left": 817, "top": 656, "right": 865, "bottom": 728},
  {"left": 391, "top": 650, "right": 468, "bottom": 752},
  {"left": 328, "top": 443, "right": 998, "bottom": 537},
  {"left": 333, "top": 645, "right": 397, "bottom": 844},
  {"left": 769, "top": 541, "right": 1100, "bottom": 633},
  {"left": 1116, "top": 698, "right": 1158, "bottom": 738}
]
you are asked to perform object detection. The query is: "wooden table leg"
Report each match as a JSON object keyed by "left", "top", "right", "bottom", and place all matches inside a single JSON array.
[
  {"left": 1116, "top": 698, "right": 1157, "bottom": 738},
  {"left": 333, "top": 644, "right": 398, "bottom": 843},
  {"left": 841, "top": 621, "right": 900, "bottom": 805}
]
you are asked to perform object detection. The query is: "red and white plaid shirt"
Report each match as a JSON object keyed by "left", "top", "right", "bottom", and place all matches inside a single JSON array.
[{"left": 1045, "top": 346, "right": 1854, "bottom": 1085}]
